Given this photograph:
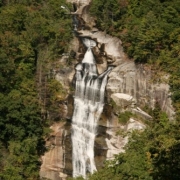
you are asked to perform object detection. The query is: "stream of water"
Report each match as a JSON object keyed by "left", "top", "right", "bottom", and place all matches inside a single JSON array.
[{"left": 71, "top": 38, "right": 112, "bottom": 178}]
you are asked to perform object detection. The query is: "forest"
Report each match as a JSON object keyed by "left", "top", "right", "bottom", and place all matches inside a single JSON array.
[
  {"left": 0, "top": 0, "right": 180, "bottom": 180},
  {"left": 0, "top": 0, "right": 72, "bottom": 179}
]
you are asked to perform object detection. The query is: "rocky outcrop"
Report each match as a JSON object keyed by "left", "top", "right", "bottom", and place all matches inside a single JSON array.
[
  {"left": 111, "top": 93, "right": 136, "bottom": 109},
  {"left": 105, "top": 118, "right": 146, "bottom": 160},
  {"left": 107, "top": 62, "right": 175, "bottom": 119},
  {"left": 78, "top": 30, "right": 125, "bottom": 65},
  {"left": 40, "top": 122, "right": 68, "bottom": 180}
]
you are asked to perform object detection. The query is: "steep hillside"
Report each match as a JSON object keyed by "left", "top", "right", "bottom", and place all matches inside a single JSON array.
[
  {"left": 0, "top": 0, "right": 72, "bottom": 179},
  {"left": 0, "top": 0, "right": 180, "bottom": 180}
]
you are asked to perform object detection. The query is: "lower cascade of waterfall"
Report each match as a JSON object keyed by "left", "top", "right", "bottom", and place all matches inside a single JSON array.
[{"left": 71, "top": 38, "right": 113, "bottom": 178}]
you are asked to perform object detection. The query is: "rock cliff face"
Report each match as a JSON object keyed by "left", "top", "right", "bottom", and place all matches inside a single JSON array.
[
  {"left": 107, "top": 62, "right": 174, "bottom": 118},
  {"left": 40, "top": 0, "right": 175, "bottom": 179},
  {"left": 40, "top": 122, "right": 68, "bottom": 180}
]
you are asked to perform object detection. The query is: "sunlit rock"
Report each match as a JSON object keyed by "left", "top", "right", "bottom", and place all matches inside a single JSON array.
[
  {"left": 40, "top": 122, "right": 68, "bottom": 180},
  {"left": 111, "top": 93, "right": 136, "bottom": 109}
]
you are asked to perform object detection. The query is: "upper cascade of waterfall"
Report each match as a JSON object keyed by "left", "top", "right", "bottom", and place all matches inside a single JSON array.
[
  {"left": 82, "top": 48, "right": 95, "bottom": 64},
  {"left": 82, "top": 38, "right": 96, "bottom": 64},
  {"left": 83, "top": 38, "right": 96, "bottom": 49}
]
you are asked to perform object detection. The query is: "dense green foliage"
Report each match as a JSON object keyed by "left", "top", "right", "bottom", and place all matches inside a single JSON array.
[
  {"left": 0, "top": 0, "right": 72, "bottom": 179},
  {"left": 118, "top": 111, "right": 133, "bottom": 124}
]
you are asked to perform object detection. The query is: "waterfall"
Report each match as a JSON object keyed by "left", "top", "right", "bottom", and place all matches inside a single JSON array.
[{"left": 71, "top": 38, "right": 113, "bottom": 178}]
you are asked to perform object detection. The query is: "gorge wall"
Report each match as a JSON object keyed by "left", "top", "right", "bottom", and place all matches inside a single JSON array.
[{"left": 40, "top": 0, "right": 175, "bottom": 179}]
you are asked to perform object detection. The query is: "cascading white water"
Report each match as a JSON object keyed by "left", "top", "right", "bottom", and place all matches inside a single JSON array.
[{"left": 71, "top": 38, "right": 112, "bottom": 178}]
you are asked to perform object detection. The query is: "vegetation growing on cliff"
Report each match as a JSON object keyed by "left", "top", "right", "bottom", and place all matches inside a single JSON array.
[
  {"left": 80, "top": 0, "right": 180, "bottom": 179},
  {"left": 69, "top": 104, "right": 180, "bottom": 180},
  {"left": 0, "top": 0, "right": 72, "bottom": 179},
  {"left": 90, "top": 0, "right": 180, "bottom": 113},
  {"left": 87, "top": 106, "right": 180, "bottom": 180}
]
